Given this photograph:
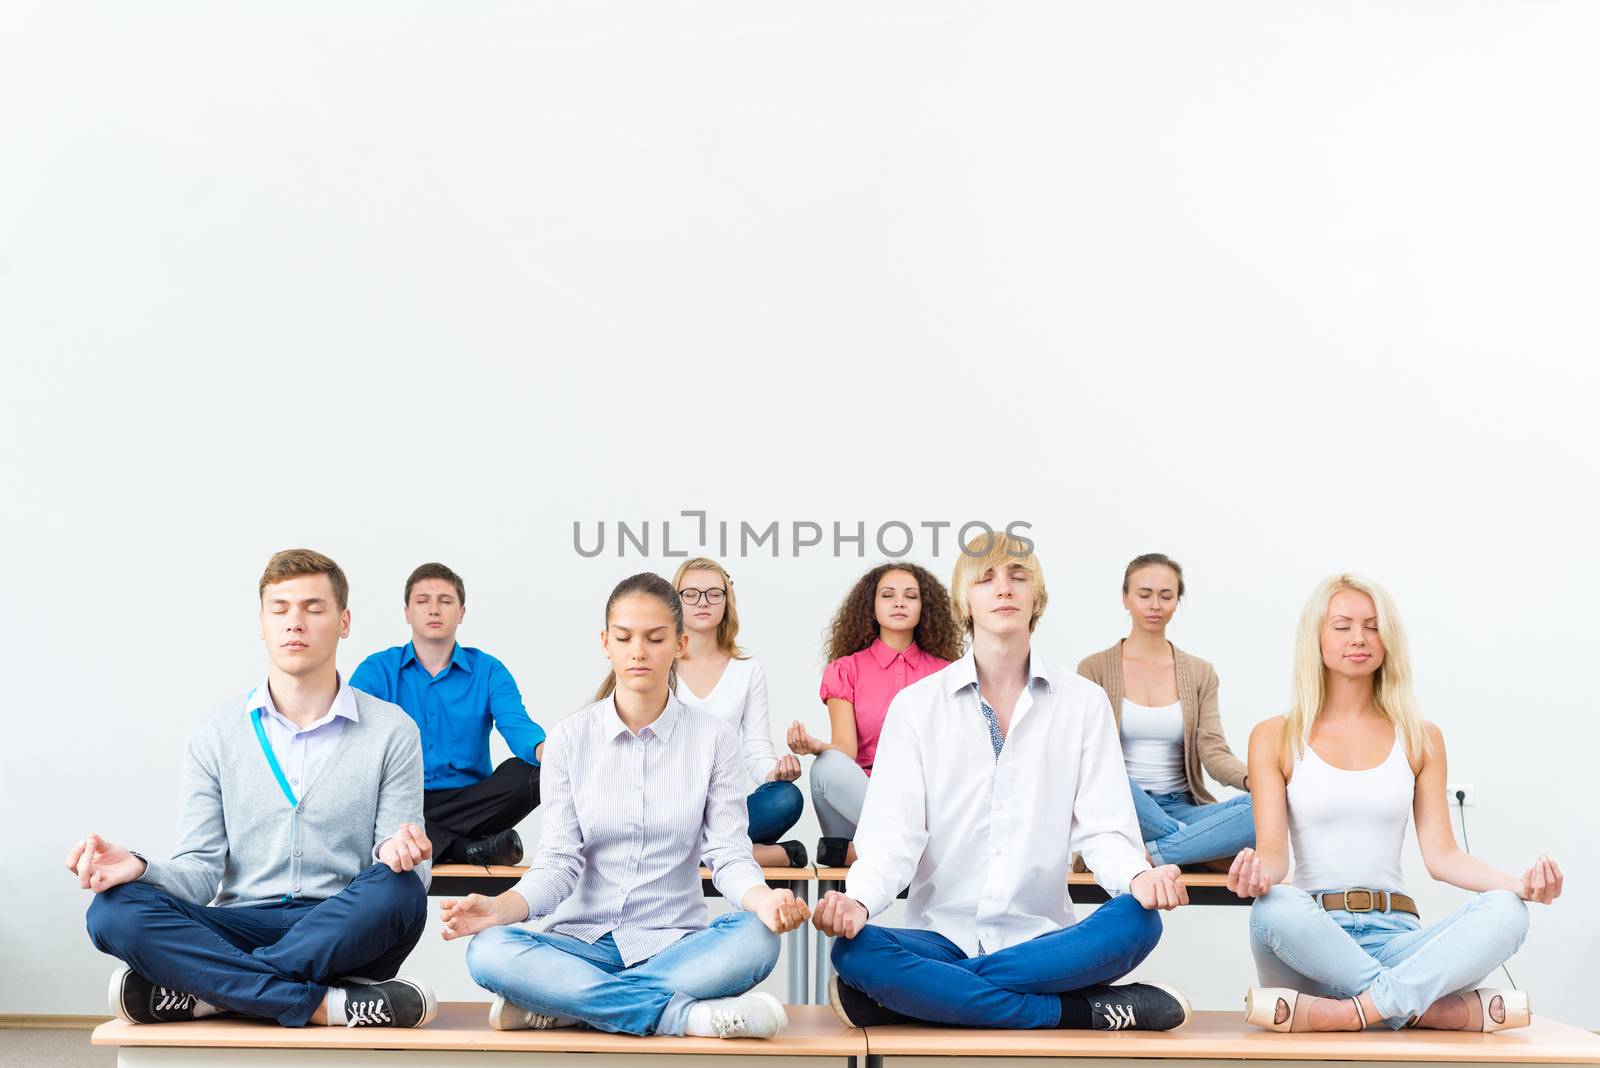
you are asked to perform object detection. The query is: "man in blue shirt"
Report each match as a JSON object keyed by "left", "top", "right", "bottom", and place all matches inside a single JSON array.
[{"left": 351, "top": 563, "right": 545, "bottom": 867}]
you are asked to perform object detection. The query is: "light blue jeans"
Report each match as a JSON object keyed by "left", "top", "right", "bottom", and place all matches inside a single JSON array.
[
  {"left": 465, "top": 911, "right": 780, "bottom": 1035},
  {"left": 1131, "top": 779, "right": 1255, "bottom": 866},
  {"left": 1249, "top": 885, "right": 1530, "bottom": 1028}
]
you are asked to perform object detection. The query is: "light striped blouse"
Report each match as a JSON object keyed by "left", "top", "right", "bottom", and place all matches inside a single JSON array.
[{"left": 510, "top": 691, "right": 766, "bottom": 964}]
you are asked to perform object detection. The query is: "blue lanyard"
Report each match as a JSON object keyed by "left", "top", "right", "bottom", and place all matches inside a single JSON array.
[{"left": 251, "top": 709, "right": 298, "bottom": 808}]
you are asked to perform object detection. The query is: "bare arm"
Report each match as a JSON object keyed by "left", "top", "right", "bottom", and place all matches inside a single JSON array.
[
  {"left": 1228, "top": 718, "right": 1291, "bottom": 897},
  {"left": 788, "top": 699, "right": 860, "bottom": 762},
  {"left": 1414, "top": 722, "right": 1561, "bottom": 901}
]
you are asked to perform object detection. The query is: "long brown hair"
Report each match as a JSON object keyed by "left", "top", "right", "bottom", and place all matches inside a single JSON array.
[
  {"left": 671, "top": 557, "right": 746, "bottom": 659},
  {"left": 594, "top": 572, "right": 684, "bottom": 702},
  {"left": 823, "top": 562, "right": 964, "bottom": 664}
]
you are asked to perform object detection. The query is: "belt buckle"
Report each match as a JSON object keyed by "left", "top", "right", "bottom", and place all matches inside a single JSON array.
[{"left": 1344, "top": 887, "right": 1376, "bottom": 913}]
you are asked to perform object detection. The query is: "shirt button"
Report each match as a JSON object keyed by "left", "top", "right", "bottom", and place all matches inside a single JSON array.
[
  {"left": 290, "top": 777, "right": 299, "bottom": 785},
  {"left": 294, "top": 848, "right": 302, "bottom": 857}
]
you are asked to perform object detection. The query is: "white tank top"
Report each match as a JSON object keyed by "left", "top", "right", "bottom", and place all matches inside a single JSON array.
[
  {"left": 1120, "top": 698, "right": 1188, "bottom": 795},
  {"left": 1287, "top": 734, "right": 1413, "bottom": 894}
]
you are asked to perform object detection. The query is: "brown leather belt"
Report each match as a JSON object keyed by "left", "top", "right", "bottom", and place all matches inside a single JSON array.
[{"left": 1318, "top": 888, "right": 1419, "bottom": 918}]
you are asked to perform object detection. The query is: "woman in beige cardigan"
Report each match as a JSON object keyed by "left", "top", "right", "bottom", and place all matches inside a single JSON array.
[{"left": 1077, "top": 553, "right": 1254, "bottom": 868}]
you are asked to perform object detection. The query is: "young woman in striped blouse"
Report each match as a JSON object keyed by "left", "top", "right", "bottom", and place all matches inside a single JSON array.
[{"left": 440, "top": 573, "right": 810, "bottom": 1039}]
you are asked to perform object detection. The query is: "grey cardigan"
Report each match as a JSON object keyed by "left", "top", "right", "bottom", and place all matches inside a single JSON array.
[
  {"left": 140, "top": 689, "right": 428, "bottom": 907},
  {"left": 1077, "top": 641, "right": 1248, "bottom": 804}
]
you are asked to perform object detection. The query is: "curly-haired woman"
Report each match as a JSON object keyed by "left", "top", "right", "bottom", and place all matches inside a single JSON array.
[{"left": 787, "top": 562, "right": 963, "bottom": 867}]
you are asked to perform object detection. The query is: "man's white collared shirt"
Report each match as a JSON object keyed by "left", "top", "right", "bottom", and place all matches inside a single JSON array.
[
  {"left": 244, "top": 676, "right": 360, "bottom": 798},
  {"left": 846, "top": 651, "right": 1150, "bottom": 956}
]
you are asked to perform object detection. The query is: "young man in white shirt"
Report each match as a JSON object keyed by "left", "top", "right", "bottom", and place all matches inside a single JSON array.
[{"left": 812, "top": 534, "right": 1194, "bottom": 1031}]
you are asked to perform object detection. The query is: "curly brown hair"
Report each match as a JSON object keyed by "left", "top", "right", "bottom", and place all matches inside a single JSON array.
[{"left": 823, "top": 562, "right": 965, "bottom": 665}]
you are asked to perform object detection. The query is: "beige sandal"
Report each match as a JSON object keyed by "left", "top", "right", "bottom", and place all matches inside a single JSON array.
[{"left": 1245, "top": 988, "right": 1367, "bottom": 1032}]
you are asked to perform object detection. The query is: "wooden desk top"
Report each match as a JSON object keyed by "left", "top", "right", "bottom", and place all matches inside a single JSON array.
[
  {"left": 861, "top": 1010, "right": 1600, "bottom": 1062},
  {"left": 431, "top": 865, "right": 813, "bottom": 881},
  {"left": 813, "top": 870, "right": 1235, "bottom": 889},
  {"left": 92, "top": 1002, "right": 865, "bottom": 1057}
]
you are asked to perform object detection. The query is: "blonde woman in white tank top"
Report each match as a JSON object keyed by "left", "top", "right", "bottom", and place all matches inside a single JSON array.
[{"left": 1227, "top": 576, "right": 1563, "bottom": 1033}]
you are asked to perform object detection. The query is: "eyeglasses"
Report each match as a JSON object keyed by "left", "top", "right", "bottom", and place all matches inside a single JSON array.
[{"left": 678, "top": 587, "right": 727, "bottom": 606}]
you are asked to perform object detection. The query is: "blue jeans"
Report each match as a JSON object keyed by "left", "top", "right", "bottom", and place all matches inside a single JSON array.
[
  {"left": 831, "top": 894, "right": 1162, "bottom": 1028},
  {"left": 85, "top": 864, "right": 427, "bottom": 1026},
  {"left": 1249, "top": 885, "right": 1530, "bottom": 1028},
  {"left": 466, "top": 911, "right": 779, "bottom": 1035},
  {"left": 1131, "top": 779, "right": 1255, "bottom": 866},
  {"left": 746, "top": 780, "right": 803, "bottom": 844}
]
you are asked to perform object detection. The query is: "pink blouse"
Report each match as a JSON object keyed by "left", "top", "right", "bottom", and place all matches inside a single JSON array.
[{"left": 819, "top": 639, "right": 950, "bottom": 773}]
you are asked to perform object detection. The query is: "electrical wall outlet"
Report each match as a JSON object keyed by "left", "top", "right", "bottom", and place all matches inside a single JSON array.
[{"left": 1448, "top": 783, "right": 1475, "bottom": 806}]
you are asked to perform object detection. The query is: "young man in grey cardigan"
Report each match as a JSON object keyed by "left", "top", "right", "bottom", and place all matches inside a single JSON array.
[{"left": 69, "top": 550, "right": 437, "bottom": 1029}]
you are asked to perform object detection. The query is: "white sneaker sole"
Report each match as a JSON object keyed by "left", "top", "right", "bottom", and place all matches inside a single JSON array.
[
  {"left": 107, "top": 967, "right": 136, "bottom": 1024},
  {"left": 1145, "top": 982, "right": 1193, "bottom": 1029}
]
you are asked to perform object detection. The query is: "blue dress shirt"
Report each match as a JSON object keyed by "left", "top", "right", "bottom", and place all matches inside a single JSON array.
[{"left": 350, "top": 642, "right": 544, "bottom": 791}]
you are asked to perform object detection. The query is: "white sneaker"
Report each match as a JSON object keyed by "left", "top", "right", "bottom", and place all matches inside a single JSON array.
[
  {"left": 487, "top": 993, "right": 578, "bottom": 1031},
  {"left": 703, "top": 991, "right": 789, "bottom": 1039}
]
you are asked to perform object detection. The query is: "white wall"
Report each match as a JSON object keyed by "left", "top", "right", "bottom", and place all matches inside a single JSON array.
[{"left": 3, "top": 0, "right": 1597, "bottom": 1026}]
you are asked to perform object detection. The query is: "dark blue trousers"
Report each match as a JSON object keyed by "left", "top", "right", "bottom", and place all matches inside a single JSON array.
[
  {"left": 86, "top": 864, "right": 427, "bottom": 1027},
  {"left": 831, "top": 893, "right": 1162, "bottom": 1028}
]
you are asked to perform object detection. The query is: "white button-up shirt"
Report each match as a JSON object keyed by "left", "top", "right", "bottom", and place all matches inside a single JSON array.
[
  {"left": 244, "top": 676, "right": 360, "bottom": 798},
  {"left": 512, "top": 692, "right": 766, "bottom": 964},
  {"left": 846, "top": 650, "right": 1150, "bottom": 956}
]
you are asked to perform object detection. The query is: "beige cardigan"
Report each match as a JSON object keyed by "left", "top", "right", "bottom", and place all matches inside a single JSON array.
[{"left": 1076, "top": 640, "right": 1247, "bottom": 804}]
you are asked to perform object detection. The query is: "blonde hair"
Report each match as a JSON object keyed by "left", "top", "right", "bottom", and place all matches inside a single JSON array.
[
  {"left": 949, "top": 530, "right": 1048, "bottom": 633},
  {"left": 671, "top": 557, "right": 747, "bottom": 659},
  {"left": 1283, "top": 573, "right": 1426, "bottom": 765}
]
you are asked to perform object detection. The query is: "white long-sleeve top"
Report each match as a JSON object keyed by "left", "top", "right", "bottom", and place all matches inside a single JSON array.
[
  {"left": 510, "top": 692, "right": 765, "bottom": 965},
  {"left": 845, "top": 650, "right": 1151, "bottom": 956},
  {"left": 678, "top": 655, "right": 778, "bottom": 785}
]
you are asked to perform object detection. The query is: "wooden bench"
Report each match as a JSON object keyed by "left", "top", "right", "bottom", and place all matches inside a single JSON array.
[
  {"left": 431, "top": 864, "right": 817, "bottom": 1005},
  {"left": 859, "top": 1010, "right": 1600, "bottom": 1065},
  {"left": 811, "top": 870, "right": 1242, "bottom": 1004},
  {"left": 92, "top": 1002, "right": 866, "bottom": 1066},
  {"left": 90, "top": 1005, "right": 1600, "bottom": 1068}
]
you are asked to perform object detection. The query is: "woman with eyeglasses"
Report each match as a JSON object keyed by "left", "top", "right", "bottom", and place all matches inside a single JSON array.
[{"left": 671, "top": 558, "right": 806, "bottom": 869}]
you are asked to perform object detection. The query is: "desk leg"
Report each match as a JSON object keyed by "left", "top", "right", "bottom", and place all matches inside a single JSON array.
[
  {"left": 814, "top": 879, "right": 837, "bottom": 1005},
  {"left": 784, "top": 880, "right": 801, "bottom": 1005},
  {"left": 797, "top": 878, "right": 813, "bottom": 1004}
]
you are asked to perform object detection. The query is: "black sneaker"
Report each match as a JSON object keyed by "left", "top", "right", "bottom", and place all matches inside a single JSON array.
[
  {"left": 461, "top": 829, "right": 523, "bottom": 867},
  {"left": 340, "top": 976, "right": 437, "bottom": 1028},
  {"left": 828, "top": 975, "right": 912, "bottom": 1028},
  {"left": 107, "top": 966, "right": 207, "bottom": 1024},
  {"left": 1082, "top": 983, "right": 1191, "bottom": 1031},
  {"left": 817, "top": 837, "right": 851, "bottom": 868},
  {"left": 776, "top": 840, "right": 809, "bottom": 867}
]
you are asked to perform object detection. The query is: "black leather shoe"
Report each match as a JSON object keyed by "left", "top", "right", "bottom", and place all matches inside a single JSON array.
[
  {"left": 828, "top": 975, "right": 912, "bottom": 1028},
  {"left": 461, "top": 829, "right": 523, "bottom": 867},
  {"left": 1082, "top": 983, "right": 1192, "bottom": 1031},
  {"left": 776, "top": 840, "right": 809, "bottom": 867},
  {"left": 817, "top": 837, "right": 851, "bottom": 868}
]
